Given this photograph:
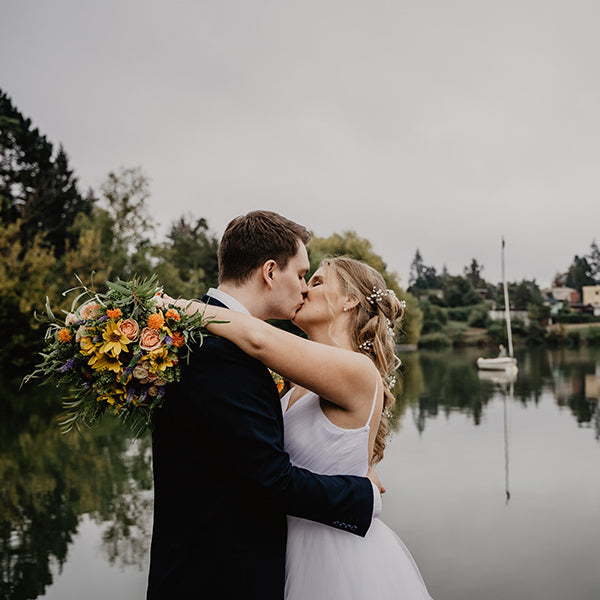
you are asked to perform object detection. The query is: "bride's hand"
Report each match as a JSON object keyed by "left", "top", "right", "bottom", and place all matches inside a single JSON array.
[
  {"left": 367, "top": 466, "right": 386, "bottom": 495},
  {"left": 155, "top": 292, "right": 178, "bottom": 309}
]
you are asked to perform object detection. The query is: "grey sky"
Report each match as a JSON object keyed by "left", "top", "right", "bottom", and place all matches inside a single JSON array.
[{"left": 2, "top": 0, "right": 599, "bottom": 287}]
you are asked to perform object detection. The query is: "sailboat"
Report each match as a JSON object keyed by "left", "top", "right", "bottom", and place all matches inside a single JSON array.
[{"left": 477, "top": 237, "right": 518, "bottom": 371}]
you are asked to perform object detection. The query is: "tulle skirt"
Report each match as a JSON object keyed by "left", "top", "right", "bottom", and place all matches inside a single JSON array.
[{"left": 285, "top": 516, "right": 433, "bottom": 599}]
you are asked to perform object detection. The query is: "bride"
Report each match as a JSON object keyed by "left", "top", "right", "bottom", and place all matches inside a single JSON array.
[{"left": 164, "top": 256, "right": 433, "bottom": 599}]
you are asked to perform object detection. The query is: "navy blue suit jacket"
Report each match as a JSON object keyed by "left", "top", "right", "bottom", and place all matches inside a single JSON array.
[{"left": 147, "top": 297, "right": 374, "bottom": 599}]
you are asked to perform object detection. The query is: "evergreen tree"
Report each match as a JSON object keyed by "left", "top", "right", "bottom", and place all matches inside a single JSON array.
[
  {"left": 565, "top": 255, "right": 595, "bottom": 294},
  {"left": 0, "top": 89, "right": 93, "bottom": 256},
  {"left": 463, "top": 258, "right": 486, "bottom": 288},
  {"left": 588, "top": 240, "right": 600, "bottom": 283}
]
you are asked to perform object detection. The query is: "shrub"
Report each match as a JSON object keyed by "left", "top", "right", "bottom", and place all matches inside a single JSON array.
[
  {"left": 510, "top": 318, "right": 528, "bottom": 337},
  {"left": 468, "top": 305, "right": 488, "bottom": 328},
  {"left": 567, "top": 330, "right": 581, "bottom": 348},
  {"left": 418, "top": 332, "right": 452, "bottom": 350},
  {"left": 526, "top": 323, "right": 546, "bottom": 346},
  {"left": 421, "top": 319, "right": 443, "bottom": 335},
  {"left": 447, "top": 307, "right": 471, "bottom": 322},
  {"left": 486, "top": 320, "right": 508, "bottom": 345},
  {"left": 546, "top": 327, "right": 567, "bottom": 347},
  {"left": 584, "top": 327, "right": 600, "bottom": 346}
]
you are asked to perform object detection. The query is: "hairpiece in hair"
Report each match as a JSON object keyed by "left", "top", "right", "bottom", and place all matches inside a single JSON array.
[
  {"left": 385, "top": 374, "right": 397, "bottom": 389},
  {"left": 358, "top": 340, "right": 373, "bottom": 351},
  {"left": 400, "top": 299, "right": 406, "bottom": 309},
  {"left": 386, "top": 318, "right": 395, "bottom": 339},
  {"left": 366, "top": 287, "right": 386, "bottom": 305}
]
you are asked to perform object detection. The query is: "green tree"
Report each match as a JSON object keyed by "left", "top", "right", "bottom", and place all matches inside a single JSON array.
[
  {"left": 463, "top": 258, "right": 486, "bottom": 289},
  {"left": 565, "top": 256, "right": 594, "bottom": 295},
  {"left": 408, "top": 249, "right": 441, "bottom": 291},
  {"left": 588, "top": 240, "right": 600, "bottom": 283},
  {"left": 497, "top": 279, "right": 543, "bottom": 309},
  {"left": 98, "top": 167, "right": 155, "bottom": 278},
  {"left": 0, "top": 215, "right": 56, "bottom": 376},
  {"left": 308, "top": 231, "right": 422, "bottom": 345},
  {"left": 0, "top": 89, "right": 93, "bottom": 256},
  {"left": 154, "top": 216, "right": 219, "bottom": 298},
  {"left": 442, "top": 275, "right": 482, "bottom": 307}
]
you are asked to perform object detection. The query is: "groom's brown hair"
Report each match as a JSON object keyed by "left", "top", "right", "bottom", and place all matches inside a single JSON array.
[{"left": 218, "top": 210, "right": 311, "bottom": 284}]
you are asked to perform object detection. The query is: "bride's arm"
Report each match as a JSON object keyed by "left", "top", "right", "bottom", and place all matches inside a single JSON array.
[{"left": 170, "top": 298, "right": 378, "bottom": 413}]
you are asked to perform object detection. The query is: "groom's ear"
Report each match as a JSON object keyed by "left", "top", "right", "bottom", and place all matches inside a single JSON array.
[{"left": 261, "top": 259, "right": 277, "bottom": 289}]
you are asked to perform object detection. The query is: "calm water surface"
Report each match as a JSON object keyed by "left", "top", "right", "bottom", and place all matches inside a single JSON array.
[{"left": 2, "top": 347, "right": 599, "bottom": 599}]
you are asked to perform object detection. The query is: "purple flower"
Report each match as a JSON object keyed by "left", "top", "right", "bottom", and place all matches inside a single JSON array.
[
  {"left": 97, "top": 315, "right": 108, "bottom": 323},
  {"left": 164, "top": 335, "right": 173, "bottom": 346},
  {"left": 126, "top": 386, "right": 136, "bottom": 403},
  {"left": 139, "top": 386, "right": 148, "bottom": 403},
  {"left": 58, "top": 358, "right": 77, "bottom": 373}
]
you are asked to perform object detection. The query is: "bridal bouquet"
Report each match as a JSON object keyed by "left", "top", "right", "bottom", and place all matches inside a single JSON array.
[{"left": 25, "top": 275, "right": 219, "bottom": 436}]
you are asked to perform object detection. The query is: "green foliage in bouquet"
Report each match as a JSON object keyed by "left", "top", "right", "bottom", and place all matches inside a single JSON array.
[{"left": 24, "top": 274, "right": 223, "bottom": 437}]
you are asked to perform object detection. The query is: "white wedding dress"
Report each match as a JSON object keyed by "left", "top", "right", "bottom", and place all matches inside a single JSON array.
[{"left": 282, "top": 386, "right": 434, "bottom": 599}]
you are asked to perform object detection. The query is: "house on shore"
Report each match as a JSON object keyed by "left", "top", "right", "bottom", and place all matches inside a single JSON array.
[{"left": 582, "top": 285, "right": 600, "bottom": 317}]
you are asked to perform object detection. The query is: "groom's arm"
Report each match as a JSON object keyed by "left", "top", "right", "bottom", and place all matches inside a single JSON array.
[{"left": 190, "top": 338, "right": 377, "bottom": 537}]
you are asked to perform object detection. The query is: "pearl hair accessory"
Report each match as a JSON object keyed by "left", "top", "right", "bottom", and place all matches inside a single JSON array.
[
  {"left": 358, "top": 340, "right": 373, "bottom": 351},
  {"left": 386, "top": 318, "right": 395, "bottom": 339},
  {"left": 366, "top": 287, "right": 386, "bottom": 305},
  {"left": 366, "top": 287, "right": 407, "bottom": 312},
  {"left": 385, "top": 374, "right": 397, "bottom": 389}
]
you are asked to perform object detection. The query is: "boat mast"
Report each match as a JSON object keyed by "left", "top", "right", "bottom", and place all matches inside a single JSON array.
[{"left": 502, "top": 236, "right": 514, "bottom": 358}]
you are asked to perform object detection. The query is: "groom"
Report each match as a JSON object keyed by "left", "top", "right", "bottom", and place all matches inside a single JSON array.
[{"left": 147, "top": 211, "right": 381, "bottom": 600}]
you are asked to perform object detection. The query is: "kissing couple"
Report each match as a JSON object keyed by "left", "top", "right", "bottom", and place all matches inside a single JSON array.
[{"left": 147, "top": 211, "right": 433, "bottom": 599}]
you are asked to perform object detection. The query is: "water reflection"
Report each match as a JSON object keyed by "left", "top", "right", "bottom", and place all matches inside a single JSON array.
[
  {"left": 2, "top": 347, "right": 600, "bottom": 599},
  {"left": 395, "top": 347, "right": 600, "bottom": 440},
  {"left": 0, "top": 383, "right": 152, "bottom": 600}
]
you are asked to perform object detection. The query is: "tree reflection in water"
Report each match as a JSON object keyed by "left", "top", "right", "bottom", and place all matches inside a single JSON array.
[
  {"left": 2, "top": 347, "right": 599, "bottom": 599},
  {"left": 393, "top": 347, "right": 600, "bottom": 440},
  {"left": 0, "top": 382, "right": 152, "bottom": 600}
]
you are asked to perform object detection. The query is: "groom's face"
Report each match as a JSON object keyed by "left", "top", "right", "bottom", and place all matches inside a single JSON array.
[{"left": 268, "top": 241, "right": 310, "bottom": 320}]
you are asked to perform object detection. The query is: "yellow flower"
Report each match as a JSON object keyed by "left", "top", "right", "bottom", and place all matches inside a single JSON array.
[
  {"left": 79, "top": 336, "right": 98, "bottom": 356},
  {"left": 99, "top": 320, "right": 131, "bottom": 357},
  {"left": 88, "top": 352, "right": 123, "bottom": 374},
  {"left": 145, "top": 347, "right": 176, "bottom": 373},
  {"left": 96, "top": 387, "right": 126, "bottom": 406}
]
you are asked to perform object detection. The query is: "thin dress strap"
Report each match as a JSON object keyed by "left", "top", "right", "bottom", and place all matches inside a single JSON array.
[{"left": 364, "top": 380, "right": 380, "bottom": 427}]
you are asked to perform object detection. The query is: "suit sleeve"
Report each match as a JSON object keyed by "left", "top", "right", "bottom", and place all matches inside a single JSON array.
[{"left": 187, "top": 338, "right": 375, "bottom": 537}]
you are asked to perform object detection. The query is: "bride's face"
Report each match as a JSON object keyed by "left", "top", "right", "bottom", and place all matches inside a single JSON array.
[{"left": 292, "top": 266, "right": 346, "bottom": 332}]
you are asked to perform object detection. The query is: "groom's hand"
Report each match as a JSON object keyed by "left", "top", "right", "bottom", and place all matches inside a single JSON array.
[{"left": 367, "top": 466, "right": 386, "bottom": 495}]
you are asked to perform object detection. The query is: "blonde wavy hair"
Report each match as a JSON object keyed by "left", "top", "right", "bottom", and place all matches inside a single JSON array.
[{"left": 320, "top": 257, "right": 404, "bottom": 464}]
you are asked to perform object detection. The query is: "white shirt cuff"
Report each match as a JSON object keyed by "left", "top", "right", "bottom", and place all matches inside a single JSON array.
[{"left": 371, "top": 481, "right": 382, "bottom": 518}]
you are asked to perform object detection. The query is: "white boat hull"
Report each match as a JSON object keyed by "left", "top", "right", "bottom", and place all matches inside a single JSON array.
[{"left": 477, "top": 357, "right": 518, "bottom": 371}]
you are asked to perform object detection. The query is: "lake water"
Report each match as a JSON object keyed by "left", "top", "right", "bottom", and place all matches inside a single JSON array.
[{"left": 2, "top": 347, "right": 599, "bottom": 599}]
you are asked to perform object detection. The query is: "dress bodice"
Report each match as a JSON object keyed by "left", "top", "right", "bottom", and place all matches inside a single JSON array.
[{"left": 281, "top": 387, "right": 377, "bottom": 477}]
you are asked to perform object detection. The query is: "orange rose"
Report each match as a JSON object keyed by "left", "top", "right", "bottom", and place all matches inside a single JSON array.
[
  {"left": 147, "top": 385, "right": 159, "bottom": 397},
  {"left": 80, "top": 302, "right": 102, "bottom": 320},
  {"left": 65, "top": 312, "right": 78, "bottom": 326},
  {"left": 132, "top": 364, "right": 149, "bottom": 380},
  {"left": 119, "top": 318, "right": 140, "bottom": 342},
  {"left": 139, "top": 327, "right": 162, "bottom": 351}
]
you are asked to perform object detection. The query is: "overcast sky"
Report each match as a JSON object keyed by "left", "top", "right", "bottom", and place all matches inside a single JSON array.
[{"left": 2, "top": 0, "right": 599, "bottom": 287}]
